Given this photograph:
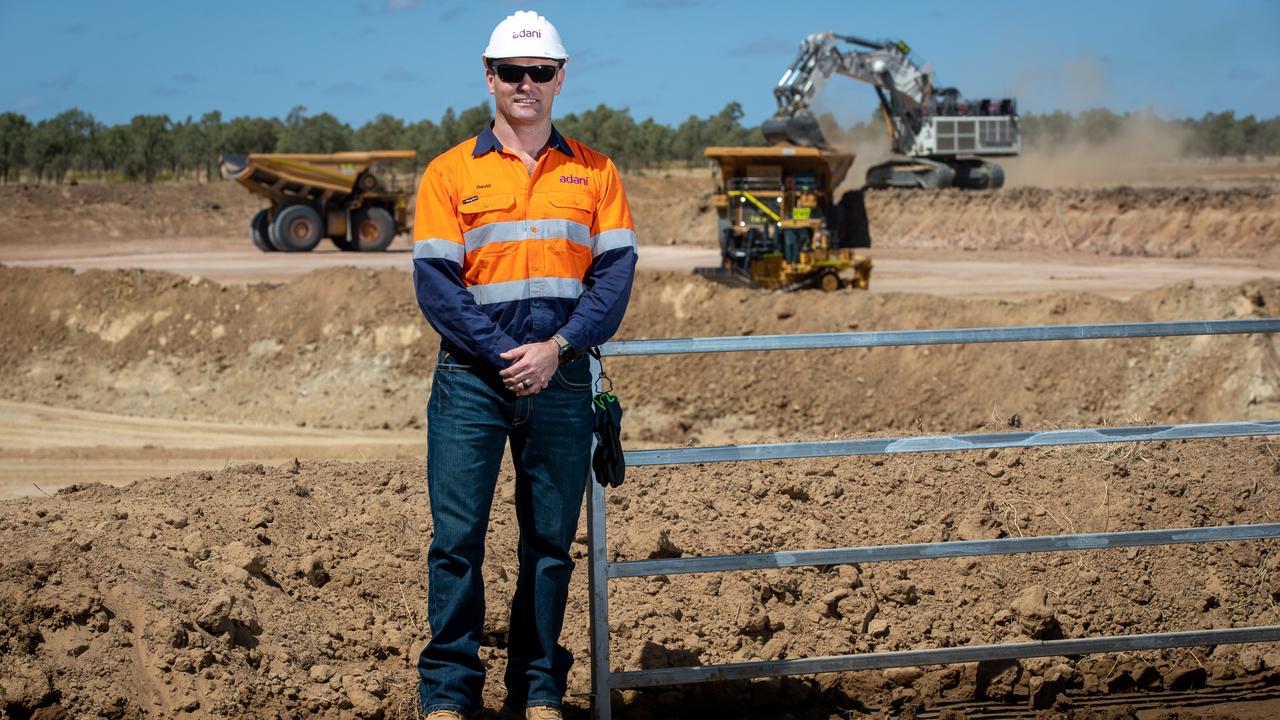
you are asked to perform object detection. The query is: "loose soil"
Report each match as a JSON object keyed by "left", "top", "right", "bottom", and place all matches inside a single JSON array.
[
  {"left": 3, "top": 442, "right": 1280, "bottom": 719},
  {"left": 3, "top": 265, "right": 1280, "bottom": 718},
  {"left": 4, "top": 166, "right": 1280, "bottom": 718}
]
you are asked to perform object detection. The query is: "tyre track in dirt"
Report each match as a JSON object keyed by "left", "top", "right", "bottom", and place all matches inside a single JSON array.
[{"left": 0, "top": 400, "right": 421, "bottom": 499}]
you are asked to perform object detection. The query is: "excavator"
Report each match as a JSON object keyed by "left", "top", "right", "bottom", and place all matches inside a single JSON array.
[{"left": 762, "top": 33, "right": 1020, "bottom": 189}]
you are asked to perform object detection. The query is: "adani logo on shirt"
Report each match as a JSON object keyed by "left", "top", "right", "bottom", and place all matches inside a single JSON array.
[{"left": 559, "top": 174, "right": 588, "bottom": 186}]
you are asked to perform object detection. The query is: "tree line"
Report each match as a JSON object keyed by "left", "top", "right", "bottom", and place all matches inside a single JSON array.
[
  {"left": 0, "top": 102, "right": 762, "bottom": 184},
  {"left": 0, "top": 104, "right": 1275, "bottom": 185}
]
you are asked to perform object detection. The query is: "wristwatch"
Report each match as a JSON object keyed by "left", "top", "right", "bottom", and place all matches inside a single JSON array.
[{"left": 550, "top": 333, "right": 574, "bottom": 363}]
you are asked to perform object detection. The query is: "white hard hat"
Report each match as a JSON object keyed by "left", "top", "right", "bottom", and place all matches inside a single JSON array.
[{"left": 483, "top": 10, "right": 568, "bottom": 61}]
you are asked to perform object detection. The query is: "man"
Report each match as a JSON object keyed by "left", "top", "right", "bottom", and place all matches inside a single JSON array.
[{"left": 411, "top": 10, "right": 638, "bottom": 720}]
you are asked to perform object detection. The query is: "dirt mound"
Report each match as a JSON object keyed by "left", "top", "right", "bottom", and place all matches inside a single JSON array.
[
  {"left": 0, "top": 175, "right": 714, "bottom": 253},
  {"left": 619, "top": 172, "right": 715, "bottom": 248},
  {"left": 0, "top": 266, "right": 430, "bottom": 432},
  {"left": 2, "top": 266, "right": 1276, "bottom": 443},
  {"left": 3, "top": 435, "right": 1279, "bottom": 717},
  {"left": 4, "top": 176, "right": 1278, "bottom": 261},
  {"left": 864, "top": 186, "right": 1280, "bottom": 261},
  {"left": 615, "top": 273, "right": 1280, "bottom": 445},
  {"left": 0, "top": 182, "right": 259, "bottom": 251}
]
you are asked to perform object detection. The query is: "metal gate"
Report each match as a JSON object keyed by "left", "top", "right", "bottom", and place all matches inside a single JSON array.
[{"left": 585, "top": 318, "right": 1280, "bottom": 718}]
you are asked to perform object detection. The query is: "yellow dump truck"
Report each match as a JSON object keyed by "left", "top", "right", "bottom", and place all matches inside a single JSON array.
[
  {"left": 696, "top": 146, "right": 871, "bottom": 291},
  {"left": 220, "top": 150, "right": 416, "bottom": 252}
]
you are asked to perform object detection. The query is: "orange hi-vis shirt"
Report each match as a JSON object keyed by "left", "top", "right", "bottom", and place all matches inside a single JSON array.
[{"left": 412, "top": 125, "right": 638, "bottom": 369}]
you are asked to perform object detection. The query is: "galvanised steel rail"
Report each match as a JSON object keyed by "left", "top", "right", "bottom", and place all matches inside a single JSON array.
[
  {"left": 626, "top": 420, "right": 1280, "bottom": 466},
  {"left": 611, "top": 627, "right": 1280, "bottom": 689},
  {"left": 599, "top": 319, "right": 1280, "bottom": 356},
  {"left": 609, "top": 523, "right": 1280, "bottom": 579},
  {"left": 584, "top": 318, "right": 1280, "bottom": 719}
]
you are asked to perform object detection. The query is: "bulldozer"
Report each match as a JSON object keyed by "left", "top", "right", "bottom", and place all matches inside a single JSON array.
[
  {"left": 220, "top": 150, "right": 416, "bottom": 252},
  {"left": 695, "top": 145, "right": 872, "bottom": 291}
]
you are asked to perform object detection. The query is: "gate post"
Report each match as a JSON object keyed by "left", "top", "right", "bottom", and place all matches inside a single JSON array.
[{"left": 586, "top": 354, "right": 613, "bottom": 719}]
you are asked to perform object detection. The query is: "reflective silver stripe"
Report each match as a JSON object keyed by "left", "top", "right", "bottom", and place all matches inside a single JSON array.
[
  {"left": 463, "top": 219, "right": 592, "bottom": 252},
  {"left": 592, "top": 228, "right": 638, "bottom": 256},
  {"left": 468, "top": 277, "right": 585, "bottom": 305},
  {"left": 462, "top": 222, "right": 510, "bottom": 252},
  {"left": 413, "top": 239, "right": 465, "bottom": 264},
  {"left": 541, "top": 219, "right": 593, "bottom": 250}
]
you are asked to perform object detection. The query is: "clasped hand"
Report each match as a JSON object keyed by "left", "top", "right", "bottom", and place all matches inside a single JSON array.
[{"left": 499, "top": 340, "right": 559, "bottom": 397}]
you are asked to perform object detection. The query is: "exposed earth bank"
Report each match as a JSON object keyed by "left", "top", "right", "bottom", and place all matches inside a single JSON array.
[
  {"left": 2, "top": 266, "right": 1280, "bottom": 717},
  {"left": 2, "top": 266, "right": 1277, "bottom": 442},
  {"left": 2, "top": 179, "right": 1278, "bottom": 261}
]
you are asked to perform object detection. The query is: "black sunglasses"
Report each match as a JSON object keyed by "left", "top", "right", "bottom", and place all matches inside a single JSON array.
[{"left": 489, "top": 63, "right": 561, "bottom": 84}]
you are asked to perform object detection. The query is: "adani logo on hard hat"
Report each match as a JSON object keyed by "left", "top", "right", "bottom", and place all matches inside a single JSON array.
[{"left": 483, "top": 10, "right": 568, "bottom": 61}]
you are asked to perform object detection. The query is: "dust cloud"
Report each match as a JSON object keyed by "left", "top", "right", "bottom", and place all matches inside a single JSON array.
[
  {"left": 1002, "top": 110, "right": 1191, "bottom": 188},
  {"left": 796, "top": 52, "right": 1196, "bottom": 190}
]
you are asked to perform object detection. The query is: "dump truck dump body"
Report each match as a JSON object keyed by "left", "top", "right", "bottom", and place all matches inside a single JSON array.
[
  {"left": 698, "top": 146, "right": 871, "bottom": 291},
  {"left": 220, "top": 150, "right": 416, "bottom": 253}
]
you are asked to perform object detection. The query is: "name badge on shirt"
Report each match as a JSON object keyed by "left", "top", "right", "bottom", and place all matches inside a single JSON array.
[{"left": 462, "top": 195, "right": 479, "bottom": 204}]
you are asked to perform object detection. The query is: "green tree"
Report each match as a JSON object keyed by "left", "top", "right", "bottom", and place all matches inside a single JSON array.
[
  {"left": 171, "top": 116, "right": 209, "bottom": 180},
  {"left": 0, "top": 112, "right": 30, "bottom": 183},
  {"left": 124, "top": 114, "right": 172, "bottom": 183},
  {"left": 198, "top": 111, "right": 224, "bottom": 180},
  {"left": 222, "top": 115, "right": 279, "bottom": 155},
  {"left": 277, "top": 106, "right": 352, "bottom": 153},
  {"left": 559, "top": 104, "right": 641, "bottom": 167},
  {"left": 672, "top": 113, "right": 708, "bottom": 164},
  {"left": 98, "top": 124, "right": 131, "bottom": 177},
  {"left": 1188, "top": 111, "right": 1241, "bottom": 158},
  {"left": 635, "top": 118, "right": 674, "bottom": 166},
  {"left": 1259, "top": 118, "right": 1280, "bottom": 158},
  {"left": 355, "top": 113, "right": 406, "bottom": 150},
  {"left": 404, "top": 118, "right": 444, "bottom": 163},
  {"left": 1236, "top": 114, "right": 1263, "bottom": 160},
  {"left": 25, "top": 108, "right": 96, "bottom": 183},
  {"left": 355, "top": 113, "right": 416, "bottom": 175}
]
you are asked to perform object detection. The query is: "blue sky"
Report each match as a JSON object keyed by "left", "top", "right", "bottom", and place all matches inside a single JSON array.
[{"left": 2, "top": 0, "right": 1278, "bottom": 128}]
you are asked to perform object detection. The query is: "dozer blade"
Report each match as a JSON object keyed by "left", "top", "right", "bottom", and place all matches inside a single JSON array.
[
  {"left": 761, "top": 110, "right": 827, "bottom": 148},
  {"left": 693, "top": 266, "right": 758, "bottom": 289}
]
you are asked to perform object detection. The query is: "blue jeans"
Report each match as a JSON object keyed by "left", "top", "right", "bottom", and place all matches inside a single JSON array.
[{"left": 419, "top": 348, "right": 594, "bottom": 715}]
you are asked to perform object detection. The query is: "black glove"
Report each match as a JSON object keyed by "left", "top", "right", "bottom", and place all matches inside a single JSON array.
[{"left": 592, "top": 391, "right": 625, "bottom": 488}]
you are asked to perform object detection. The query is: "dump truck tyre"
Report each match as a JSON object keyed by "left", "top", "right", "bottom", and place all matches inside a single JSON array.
[
  {"left": 353, "top": 206, "right": 396, "bottom": 252},
  {"left": 271, "top": 205, "right": 324, "bottom": 252},
  {"left": 250, "top": 209, "right": 276, "bottom": 252}
]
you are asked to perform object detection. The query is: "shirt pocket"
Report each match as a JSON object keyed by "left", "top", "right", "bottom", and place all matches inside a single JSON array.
[
  {"left": 457, "top": 193, "right": 517, "bottom": 241},
  {"left": 544, "top": 191, "right": 597, "bottom": 228}
]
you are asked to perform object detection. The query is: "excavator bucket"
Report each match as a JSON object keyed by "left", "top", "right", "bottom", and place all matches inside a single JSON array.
[{"left": 761, "top": 110, "right": 827, "bottom": 148}]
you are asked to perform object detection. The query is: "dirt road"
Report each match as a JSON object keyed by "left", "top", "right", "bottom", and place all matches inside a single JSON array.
[
  {"left": 0, "top": 400, "right": 421, "bottom": 499},
  {"left": 4, "top": 241, "right": 1278, "bottom": 299}
]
